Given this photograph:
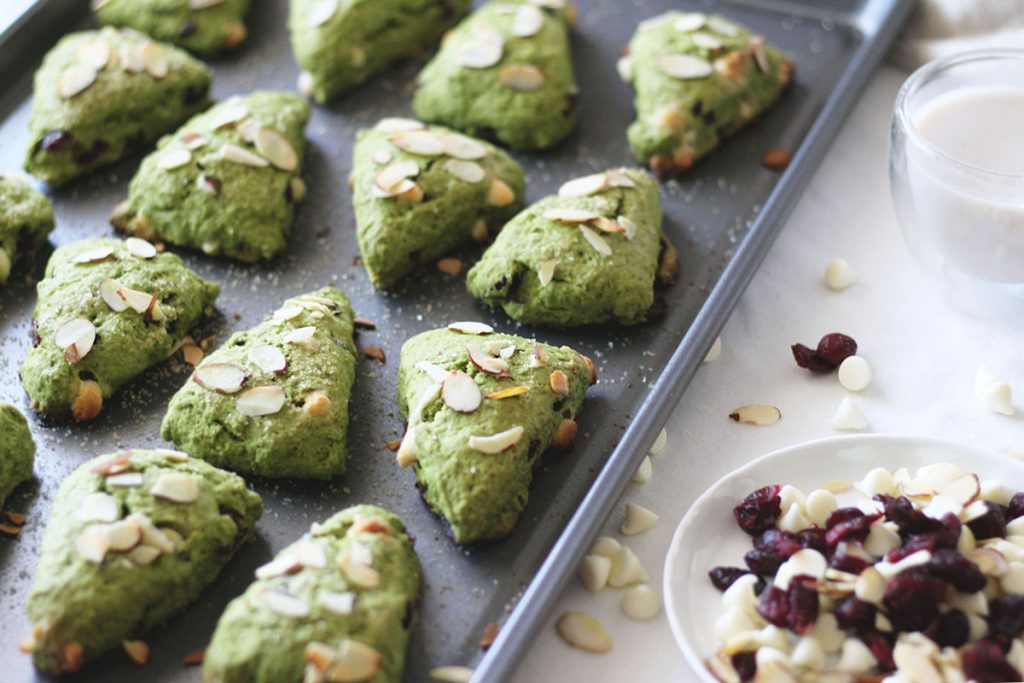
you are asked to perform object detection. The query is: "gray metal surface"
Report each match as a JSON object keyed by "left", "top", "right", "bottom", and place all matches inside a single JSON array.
[{"left": 0, "top": 0, "right": 912, "bottom": 681}]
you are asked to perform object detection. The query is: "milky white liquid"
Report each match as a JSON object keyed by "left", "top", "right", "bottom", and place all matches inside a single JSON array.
[{"left": 907, "top": 86, "right": 1024, "bottom": 283}]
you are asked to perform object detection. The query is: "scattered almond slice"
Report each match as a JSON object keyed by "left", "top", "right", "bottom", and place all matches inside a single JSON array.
[
  {"left": 376, "top": 117, "right": 425, "bottom": 133},
  {"left": 237, "top": 386, "right": 287, "bottom": 417},
  {"left": 729, "top": 404, "right": 780, "bottom": 426},
  {"left": 557, "top": 612, "right": 613, "bottom": 653},
  {"left": 74, "top": 246, "right": 115, "bottom": 264},
  {"left": 320, "top": 590, "right": 356, "bottom": 616},
  {"left": 558, "top": 173, "right": 608, "bottom": 198},
  {"left": 76, "top": 526, "right": 111, "bottom": 563},
  {"left": 657, "top": 53, "right": 713, "bottom": 79},
  {"left": 150, "top": 472, "right": 199, "bottom": 504},
  {"left": 486, "top": 178, "right": 516, "bottom": 207},
  {"left": 579, "top": 225, "right": 612, "bottom": 256},
  {"left": 537, "top": 258, "right": 559, "bottom": 286},
  {"left": 255, "top": 553, "right": 301, "bottom": 580},
  {"left": 77, "top": 491, "right": 120, "bottom": 523},
  {"left": 544, "top": 208, "right": 601, "bottom": 223},
  {"left": 448, "top": 321, "right": 493, "bottom": 335},
  {"left": 468, "top": 425, "right": 523, "bottom": 454},
  {"left": 441, "top": 371, "right": 482, "bottom": 413},
  {"left": 499, "top": 63, "right": 546, "bottom": 91},
  {"left": 389, "top": 130, "right": 444, "bottom": 156},
  {"left": 444, "top": 159, "right": 486, "bottom": 183},
  {"left": 261, "top": 590, "right": 310, "bottom": 619},
  {"left": 219, "top": 143, "right": 268, "bottom": 168},
  {"left": 467, "top": 344, "right": 510, "bottom": 376},
  {"left": 456, "top": 39, "right": 504, "bottom": 69},
  {"left": 58, "top": 64, "right": 97, "bottom": 99},
  {"left": 248, "top": 344, "right": 287, "bottom": 374},
  {"left": 254, "top": 127, "right": 298, "bottom": 171},
  {"left": 284, "top": 326, "right": 317, "bottom": 345},
  {"left": 192, "top": 362, "right": 247, "bottom": 394},
  {"left": 337, "top": 553, "right": 382, "bottom": 589},
  {"left": 438, "top": 133, "right": 488, "bottom": 160},
  {"left": 54, "top": 318, "right": 96, "bottom": 363}
]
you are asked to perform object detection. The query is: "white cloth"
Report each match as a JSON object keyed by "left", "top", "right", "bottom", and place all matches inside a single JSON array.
[
  {"left": 891, "top": 0, "right": 1024, "bottom": 69},
  {"left": 512, "top": 65, "right": 1023, "bottom": 682}
]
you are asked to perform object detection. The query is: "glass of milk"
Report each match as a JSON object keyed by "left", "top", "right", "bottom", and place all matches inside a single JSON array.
[{"left": 890, "top": 49, "right": 1024, "bottom": 315}]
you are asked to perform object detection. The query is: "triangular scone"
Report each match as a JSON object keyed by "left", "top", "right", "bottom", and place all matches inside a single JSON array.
[
  {"left": 26, "top": 449, "right": 262, "bottom": 676},
  {"left": 111, "top": 91, "right": 310, "bottom": 262},
  {"left": 621, "top": 12, "right": 793, "bottom": 175},
  {"left": 413, "top": 0, "right": 578, "bottom": 150},
  {"left": 467, "top": 168, "right": 667, "bottom": 327},
  {"left": 0, "top": 174, "right": 54, "bottom": 287},
  {"left": 94, "top": 0, "right": 250, "bottom": 55},
  {"left": 0, "top": 403, "right": 35, "bottom": 509},
  {"left": 24, "top": 28, "right": 211, "bottom": 187},
  {"left": 204, "top": 505, "right": 421, "bottom": 683},
  {"left": 397, "top": 325, "right": 595, "bottom": 543},
  {"left": 161, "top": 288, "right": 357, "bottom": 480},
  {"left": 353, "top": 118, "right": 526, "bottom": 290},
  {"left": 20, "top": 238, "right": 219, "bottom": 421},
  {"left": 289, "top": 0, "right": 470, "bottom": 103}
]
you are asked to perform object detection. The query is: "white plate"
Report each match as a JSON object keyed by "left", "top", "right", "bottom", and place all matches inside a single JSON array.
[{"left": 663, "top": 434, "right": 1024, "bottom": 682}]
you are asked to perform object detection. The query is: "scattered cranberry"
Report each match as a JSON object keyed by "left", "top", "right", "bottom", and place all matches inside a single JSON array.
[
  {"left": 962, "top": 640, "right": 1023, "bottom": 683},
  {"left": 987, "top": 595, "right": 1024, "bottom": 644},
  {"left": 745, "top": 530, "right": 802, "bottom": 575},
  {"left": 928, "top": 548, "right": 987, "bottom": 593},
  {"left": 861, "top": 631, "right": 895, "bottom": 671},
  {"left": 968, "top": 502, "right": 1008, "bottom": 540},
  {"left": 876, "top": 494, "right": 942, "bottom": 536},
  {"left": 730, "top": 651, "right": 756, "bottom": 682},
  {"left": 733, "top": 485, "right": 782, "bottom": 536},
  {"left": 884, "top": 573, "right": 947, "bottom": 632},
  {"left": 1008, "top": 492, "right": 1024, "bottom": 520},
  {"left": 828, "top": 553, "right": 871, "bottom": 574},
  {"left": 787, "top": 576, "right": 819, "bottom": 634},
  {"left": 816, "top": 333, "right": 858, "bottom": 366},
  {"left": 824, "top": 507, "right": 879, "bottom": 546},
  {"left": 790, "top": 343, "right": 834, "bottom": 373},
  {"left": 708, "top": 566, "right": 755, "bottom": 592},
  {"left": 927, "top": 609, "right": 970, "bottom": 648},
  {"left": 834, "top": 596, "right": 875, "bottom": 629},
  {"left": 756, "top": 586, "right": 789, "bottom": 627},
  {"left": 796, "top": 527, "right": 827, "bottom": 554},
  {"left": 886, "top": 535, "right": 940, "bottom": 562}
]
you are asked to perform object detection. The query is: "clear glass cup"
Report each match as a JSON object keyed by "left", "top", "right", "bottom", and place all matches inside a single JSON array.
[{"left": 890, "top": 49, "right": 1024, "bottom": 317}]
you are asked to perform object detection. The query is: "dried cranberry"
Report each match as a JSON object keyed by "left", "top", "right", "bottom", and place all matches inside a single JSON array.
[
  {"left": 861, "top": 631, "right": 895, "bottom": 671},
  {"left": 926, "top": 609, "right": 970, "bottom": 648},
  {"left": 877, "top": 494, "right": 942, "bottom": 535},
  {"left": 816, "top": 333, "right": 858, "bottom": 366},
  {"left": 824, "top": 507, "right": 879, "bottom": 546},
  {"left": 730, "top": 651, "right": 756, "bottom": 682},
  {"left": 886, "top": 534, "right": 942, "bottom": 562},
  {"left": 746, "top": 530, "right": 804, "bottom": 573},
  {"left": 40, "top": 130, "right": 74, "bottom": 152},
  {"left": 928, "top": 548, "right": 987, "bottom": 593},
  {"left": 988, "top": 595, "right": 1024, "bottom": 644},
  {"left": 834, "top": 596, "right": 876, "bottom": 629},
  {"left": 791, "top": 343, "right": 834, "bottom": 373},
  {"left": 179, "top": 18, "right": 197, "bottom": 37},
  {"left": 829, "top": 553, "right": 871, "bottom": 574},
  {"left": 756, "top": 586, "right": 789, "bottom": 627},
  {"left": 968, "top": 502, "right": 1008, "bottom": 540},
  {"left": 797, "top": 527, "right": 827, "bottom": 554},
  {"left": 708, "top": 566, "right": 754, "bottom": 592},
  {"left": 733, "top": 485, "right": 782, "bottom": 536},
  {"left": 1008, "top": 492, "right": 1024, "bottom": 520},
  {"left": 883, "top": 574, "right": 947, "bottom": 632},
  {"left": 962, "top": 640, "right": 1023, "bottom": 683},
  {"left": 787, "top": 576, "right": 819, "bottom": 634}
]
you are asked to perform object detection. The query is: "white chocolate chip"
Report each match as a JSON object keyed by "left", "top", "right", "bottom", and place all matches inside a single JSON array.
[
  {"left": 824, "top": 258, "right": 857, "bottom": 291},
  {"left": 556, "top": 612, "right": 612, "bottom": 653},
  {"left": 590, "top": 536, "right": 620, "bottom": 558},
  {"left": 715, "top": 608, "right": 759, "bottom": 641},
  {"left": 790, "top": 636, "right": 826, "bottom": 671},
  {"left": 722, "top": 574, "right": 759, "bottom": 614},
  {"left": 607, "top": 545, "right": 648, "bottom": 587},
  {"left": 77, "top": 492, "right": 120, "bottom": 523},
  {"left": 578, "top": 554, "right": 611, "bottom": 592},
  {"left": 836, "top": 638, "right": 876, "bottom": 673},
  {"left": 621, "top": 584, "right": 661, "bottom": 620},
  {"left": 864, "top": 521, "right": 902, "bottom": 557},
  {"left": 632, "top": 455, "right": 652, "bottom": 483},
  {"left": 776, "top": 503, "right": 810, "bottom": 534},
  {"left": 649, "top": 428, "right": 667, "bottom": 456},
  {"left": 857, "top": 467, "right": 896, "bottom": 498},
  {"left": 621, "top": 502, "right": 658, "bottom": 536},
  {"left": 975, "top": 366, "right": 1015, "bottom": 415},
  {"left": 838, "top": 356, "right": 872, "bottom": 392},
  {"left": 805, "top": 489, "right": 838, "bottom": 527},
  {"left": 831, "top": 397, "right": 868, "bottom": 431},
  {"left": 703, "top": 336, "right": 722, "bottom": 363}
]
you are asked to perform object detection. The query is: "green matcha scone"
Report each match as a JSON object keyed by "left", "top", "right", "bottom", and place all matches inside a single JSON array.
[
  {"left": 353, "top": 118, "right": 525, "bottom": 289},
  {"left": 0, "top": 403, "right": 35, "bottom": 509},
  {"left": 412, "top": 0, "right": 578, "bottom": 150},
  {"left": 467, "top": 167, "right": 666, "bottom": 327},
  {"left": 20, "top": 237, "right": 219, "bottom": 421},
  {"left": 25, "top": 449, "right": 262, "bottom": 676},
  {"left": 161, "top": 288, "right": 357, "bottom": 479},
  {"left": 0, "top": 174, "right": 55, "bottom": 287},
  {"left": 24, "top": 28, "right": 212, "bottom": 187},
  {"left": 290, "top": 0, "right": 470, "bottom": 104},
  {"left": 203, "top": 505, "right": 421, "bottom": 683},
  {"left": 397, "top": 324, "right": 595, "bottom": 543},
  {"left": 94, "top": 0, "right": 250, "bottom": 56},
  {"left": 111, "top": 91, "right": 311, "bottom": 262},
  {"left": 621, "top": 11, "right": 793, "bottom": 175}
]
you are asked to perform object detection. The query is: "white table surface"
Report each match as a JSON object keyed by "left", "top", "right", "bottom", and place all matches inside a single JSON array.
[{"left": 511, "top": 64, "right": 1024, "bottom": 682}]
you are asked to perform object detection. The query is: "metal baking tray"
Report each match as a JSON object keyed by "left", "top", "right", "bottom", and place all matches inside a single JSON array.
[{"left": 0, "top": 0, "right": 913, "bottom": 680}]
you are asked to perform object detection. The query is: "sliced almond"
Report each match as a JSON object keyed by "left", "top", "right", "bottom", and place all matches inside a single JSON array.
[
  {"left": 255, "top": 553, "right": 301, "bottom": 580},
  {"left": 389, "top": 130, "right": 444, "bottom": 157},
  {"left": 456, "top": 41, "right": 503, "bottom": 69},
  {"left": 437, "top": 257, "right": 464, "bottom": 276},
  {"left": 129, "top": 545, "right": 161, "bottom": 566},
  {"left": 444, "top": 159, "right": 486, "bottom": 183},
  {"left": 106, "top": 472, "right": 144, "bottom": 487},
  {"left": 749, "top": 35, "right": 770, "bottom": 73},
  {"left": 219, "top": 143, "right": 269, "bottom": 167},
  {"left": 537, "top": 258, "right": 559, "bottom": 286},
  {"left": 337, "top": 554, "right": 382, "bottom": 589},
  {"left": 76, "top": 40, "right": 111, "bottom": 70},
  {"left": 657, "top": 53, "right": 713, "bottom": 79},
  {"left": 315, "top": 639, "right": 382, "bottom": 681},
  {"left": 248, "top": 344, "right": 287, "bottom": 374},
  {"left": 499, "top": 63, "right": 546, "bottom": 91},
  {"left": 125, "top": 237, "right": 157, "bottom": 258},
  {"left": 729, "top": 404, "right": 781, "bottom": 426},
  {"left": 936, "top": 473, "right": 981, "bottom": 506},
  {"left": 591, "top": 216, "right": 625, "bottom": 234},
  {"left": 284, "top": 326, "right": 317, "bottom": 345},
  {"left": 708, "top": 16, "right": 740, "bottom": 36},
  {"left": 254, "top": 127, "right": 298, "bottom": 171},
  {"left": 105, "top": 518, "right": 143, "bottom": 551},
  {"left": 117, "top": 286, "right": 154, "bottom": 314},
  {"left": 692, "top": 32, "right": 723, "bottom": 50},
  {"left": 140, "top": 41, "right": 167, "bottom": 78},
  {"left": 544, "top": 208, "right": 601, "bottom": 223},
  {"left": 209, "top": 101, "right": 248, "bottom": 129},
  {"left": 371, "top": 149, "right": 392, "bottom": 165},
  {"left": 180, "top": 131, "right": 208, "bottom": 150},
  {"left": 190, "top": 0, "right": 227, "bottom": 7},
  {"left": 122, "top": 640, "right": 149, "bottom": 666},
  {"left": 579, "top": 225, "right": 612, "bottom": 256},
  {"left": 468, "top": 425, "right": 523, "bottom": 454},
  {"left": 549, "top": 370, "right": 569, "bottom": 395},
  {"left": 58, "top": 64, "right": 97, "bottom": 99},
  {"left": 55, "top": 318, "right": 96, "bottom": 363},
  {"left": 74, "top": 246, "right": 115, "bottom": 264},
  {"left": 274, "top": 305, "right": 304, "bottom": 321},
  {"left": 376, "top": 117, "right": 425, "bottom": 133},
  {"left": 449, "top": 321, "right": 494, "bottom": 335},
  {"left": 674, "top": 12, "right": 707, "bottom": 31},
  {"left": 618, "top": 215, "right": 638, "bottom": 239},
  {"left": 486, "top": 178, "right": 516, "bottom": 207},
  {"left": 237, "top": 385, "right": 286, "bottom": 417},
  {"left": 415, "top": 361, "right": 449, "bottom": 383},
  {"left": 76, "top": 527, "right": 111, "bottom": 564},
  {"left": 192, "top": 362, "right": 247, "bottom": 394},
  {"left": 438, "top": 133, "right": 488, "bottom": 160},
  {"left": 467, "top": 344, "right": 510, "bottom": 376},
  {"left": 512, "top": 4, "right": 544, "bottom": 36},
  {"left": 558, "top": 173, "right": 608, "bottom": 198},
  {"left": 261, "top": 590, "right": 310, "bottom": 619},
  {"left": 150, "top": 472, "right": 200, "bottom": 504},
  {"left": 320, "top": 590, "right": 356, "bottom": 616},
  {"left": 485, "top": 385, "right": 530, "bottom": 400},
  {"left": 557, "top": 612, "right": 613, "bottom": 653},
  {"left": 441, "top": 371, "right": 482, "bottom": 413},
  {"left": 376, "top": 160, "right": 420, "bottom": 193},
  {"left": 606, "top": 168, "right": 635, "bottom": 188},
  {"left": 551, "top": 418, "right": 578, "bottom": 448},
  {"left": 156, "top": 148, "right": 191, "bottom": 170},
  {"left": 77, "top": 491, "right": 120, "bottom": 523}
]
